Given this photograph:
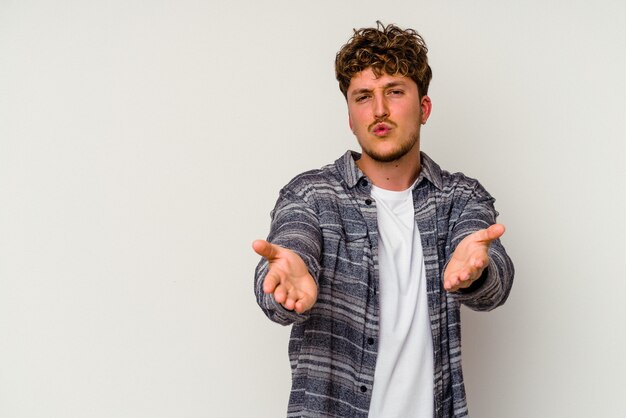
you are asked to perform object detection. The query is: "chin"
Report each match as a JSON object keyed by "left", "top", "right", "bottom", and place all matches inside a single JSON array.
[
  {"left": 364, "top": 143, "right": 415, "bottom": 162},
  {"left": 360, "top": 133, "right": 419, "bottom": 162},
  {"left": 366, "top": 150, "right": 408, "bottom": 163}
]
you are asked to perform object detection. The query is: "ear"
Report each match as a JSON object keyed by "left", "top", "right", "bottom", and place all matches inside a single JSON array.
[
  {"left": 348, "top": 113, "right": 354, "bottom": 132},
  {"left": 420, "top": 95, "right": 432, "bottom": 124}
]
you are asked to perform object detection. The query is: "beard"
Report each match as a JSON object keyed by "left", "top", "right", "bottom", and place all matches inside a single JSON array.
[{"left": 360, "top": 129, "right": 420, "bottom": 163}]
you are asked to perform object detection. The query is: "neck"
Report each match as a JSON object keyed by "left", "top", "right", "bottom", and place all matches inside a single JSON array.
[{"left": 356, "top": 146, "right": 421, "bottom": 191}]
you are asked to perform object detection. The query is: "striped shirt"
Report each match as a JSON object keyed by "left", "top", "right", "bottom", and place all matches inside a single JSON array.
[{"left": 254, "top": 151, "right": 515, "bottom": 417}]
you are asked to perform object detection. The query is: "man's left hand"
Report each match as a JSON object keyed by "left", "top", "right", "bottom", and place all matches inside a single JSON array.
[{"left": 443, "top": 224, "right": 505, "bottom": 292}]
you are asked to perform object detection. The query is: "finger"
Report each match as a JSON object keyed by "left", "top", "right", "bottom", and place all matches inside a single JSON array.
[
  {"left": 472, "top": 256, "right": 489, "bottom": 270},
  {"left": 283, "top": 296, "right": 296, "bottom": 311},
  {"left": 252, "top": 239, "right": 280, "bottom": 260},
  {"left": 456, "top": 283, "right": 469, "bottom": 290},
  {"left": 474, "top": 224, "right": 505, "bottom": 244},
  {"left": 294, "top": 298, "right": 310, "bottom": 314},
  {"left": 458, "top": 276, "right": 471, "bottom": 289},
  {"left": 446, "top": 279, "right": 460, "bottom": 292},
  {"left": 273, "top": 284, "right": 287, "bottom": 304},
  {"left": 294, "top": 293, "right": 315, "bottom": 314},
  {"left": 444, "top": 269, "right": 458, "bottom": 290},
  {"left": 294, "top": 300, "right": 305, "bottom": 314},
  {"left": 262, "top": 270, "right": 281, "bottom": 294},
  {"left": 445, "top": 268, "right": 475, "bottom": 291},
  {"left": 444, "top": 273, "right": 459, "bottom": 291},
  {"left": 447, "top": 277, "right": 471, "bottom": 292}
]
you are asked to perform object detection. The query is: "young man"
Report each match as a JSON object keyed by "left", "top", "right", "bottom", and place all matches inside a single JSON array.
[{"left": 253, "top": 22, "right": 514, "bottom": 418}]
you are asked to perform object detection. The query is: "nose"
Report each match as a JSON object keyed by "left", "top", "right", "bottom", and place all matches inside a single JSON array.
[{"left": 373, "top": 94, "right": 389, "bottom": 120}]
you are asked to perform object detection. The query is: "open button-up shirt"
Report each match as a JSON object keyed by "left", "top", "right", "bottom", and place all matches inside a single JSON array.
[{"left": 254, "top": 151, "right": 515, "bottom": 417}]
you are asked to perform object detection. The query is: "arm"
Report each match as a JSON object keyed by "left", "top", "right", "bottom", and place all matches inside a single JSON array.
[
  {"left": 444, "top": 182, "right": 515, "bottom": 311},
  {"left": 253, "top": 189, "right": 322, "bottom": 325}
]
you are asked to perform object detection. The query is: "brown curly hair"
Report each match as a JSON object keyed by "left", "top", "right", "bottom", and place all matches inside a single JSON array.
[{"left": 335, "top": 21, "right": 432, "bottom": 99}]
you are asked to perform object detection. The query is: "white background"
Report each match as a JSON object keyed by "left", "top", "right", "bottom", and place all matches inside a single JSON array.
[{"left": 1, "top": 1, "right": 625, "bottom": 417}]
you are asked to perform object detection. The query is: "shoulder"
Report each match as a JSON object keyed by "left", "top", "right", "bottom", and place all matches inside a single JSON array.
[
  {"left": 279, "top": 161, "right": 342, "bottom": 199},
  {"left": 270, "top": 163, "right": 344, "bottom": 217},
  {"left": 422, "top": 153, "right": 490, "bottom": 199},
  {"left": 422, "top": 156, "right": 494, "bottom": 210},
  {"left": 438, "top": 169, "right": 497, "bottom": 222},
  {"left": 440, "top": 170, "right": 488, "bottom": 197}
]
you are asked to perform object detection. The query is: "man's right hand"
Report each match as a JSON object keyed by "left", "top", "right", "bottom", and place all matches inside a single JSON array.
[{"left": 252, "top": 240, "right": 318, "bottom": 314}]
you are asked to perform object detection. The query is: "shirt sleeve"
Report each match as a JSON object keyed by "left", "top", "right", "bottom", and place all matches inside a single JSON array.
[
  {"left": 254, "top": 188, "right": 323, "bottom": 325},
  {"left": 446, "top": 181, "right": 515, "bottom": 311}
]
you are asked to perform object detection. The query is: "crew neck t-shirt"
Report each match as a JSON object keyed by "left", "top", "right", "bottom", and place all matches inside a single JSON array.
[{"left": 367, "top": 183, "right": 434, "bottom": 418}]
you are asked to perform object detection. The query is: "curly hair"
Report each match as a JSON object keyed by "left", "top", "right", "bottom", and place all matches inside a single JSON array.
[{"left": 335, "top": 21, "right": 432, "bottom": 99}]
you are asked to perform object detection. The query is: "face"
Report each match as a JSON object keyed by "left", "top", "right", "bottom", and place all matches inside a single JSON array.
[{"left": 346, "top": 68, "right": 431, "bottom": 163}]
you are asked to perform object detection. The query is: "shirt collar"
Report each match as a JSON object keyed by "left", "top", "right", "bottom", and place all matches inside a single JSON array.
[{"left": 335, "top": 150, "right": 444, "bottom": 190}]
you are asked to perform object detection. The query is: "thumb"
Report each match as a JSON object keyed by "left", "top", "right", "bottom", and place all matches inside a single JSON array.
[
  {"left": 478, "top": 223, "right": 505, "bottom": 243},
  {"left": 252, "top": 239, "right": 280, "bottom": 260}
]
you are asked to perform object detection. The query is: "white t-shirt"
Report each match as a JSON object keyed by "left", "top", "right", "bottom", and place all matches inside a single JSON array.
[{"left": 367, "top": 183, "right": 434, "bottom": 418}]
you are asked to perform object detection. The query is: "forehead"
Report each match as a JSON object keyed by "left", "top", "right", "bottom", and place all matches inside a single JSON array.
[{"left": 347, "top": 68, "right": 417, "bottom": 94}]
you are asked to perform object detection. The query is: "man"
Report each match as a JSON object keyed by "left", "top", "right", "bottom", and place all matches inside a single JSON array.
[{"left": 253, "top": 22, "right": 514, "bottom": 418}]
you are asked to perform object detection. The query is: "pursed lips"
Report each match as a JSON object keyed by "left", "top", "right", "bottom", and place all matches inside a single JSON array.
[{"left": 371, "top": 122, "right": 393, "bottom": 137}]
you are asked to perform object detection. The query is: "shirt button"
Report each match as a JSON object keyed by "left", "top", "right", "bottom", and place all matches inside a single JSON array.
[
  {"left": 365, "top": 199, "right": 372, "bottom": 205},
  {"left": 360, "top": 385, "right": 367, "bottom": 393},
  {"left": 367, "top": 337, "right": 374, "bottom": 345},
  {"left": 360, "top": 179, "right": 368, "bottom": 187}
]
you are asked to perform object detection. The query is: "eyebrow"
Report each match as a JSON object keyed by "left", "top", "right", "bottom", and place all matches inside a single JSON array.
[{"left": 349, "top": 81, "right": 409, "bottom": 98}]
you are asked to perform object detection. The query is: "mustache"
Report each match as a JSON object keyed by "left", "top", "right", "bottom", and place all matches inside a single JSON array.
[{"left": 369, "top": 118, "right": 397, "bottom": 131}]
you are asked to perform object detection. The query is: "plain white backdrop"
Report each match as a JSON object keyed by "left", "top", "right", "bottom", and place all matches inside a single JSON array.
[{"left": 1, "top": 1, "right": 625, "bottom": 417}]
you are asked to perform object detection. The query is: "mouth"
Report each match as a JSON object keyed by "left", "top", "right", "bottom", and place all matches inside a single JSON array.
[{"left": 372, "top": 123, "right": 392, "bottom": 136}]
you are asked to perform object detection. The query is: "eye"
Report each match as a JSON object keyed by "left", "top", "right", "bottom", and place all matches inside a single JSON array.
[
  {"left": 388, "top": 89, "right": 404, "bottom": 96},
  {"left": 355, "top": 94, "right": 371, "bottom": 103}
]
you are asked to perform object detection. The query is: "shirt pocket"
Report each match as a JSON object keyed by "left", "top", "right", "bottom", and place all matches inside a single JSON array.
[{"left": 320, "top": 220, "right": 369, "bottom": 286}]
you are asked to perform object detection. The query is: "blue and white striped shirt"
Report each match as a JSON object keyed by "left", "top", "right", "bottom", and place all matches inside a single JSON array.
[{"left": 255, "top": 151, "right": 514, "bottom": 417}]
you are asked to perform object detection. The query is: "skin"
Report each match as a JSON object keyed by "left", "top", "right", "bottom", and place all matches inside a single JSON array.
[
  {"left": 442, "top": 224, "right": 505, "bottom": 291},
  {"left": 252, "top": 240, "right": 316, "bottom": 314},
  {"left": 347, "top": 68, "right": 431, "bottom": 191},
  {"left": 253, "top": 68, "right": 506, "bottom": 313}
]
